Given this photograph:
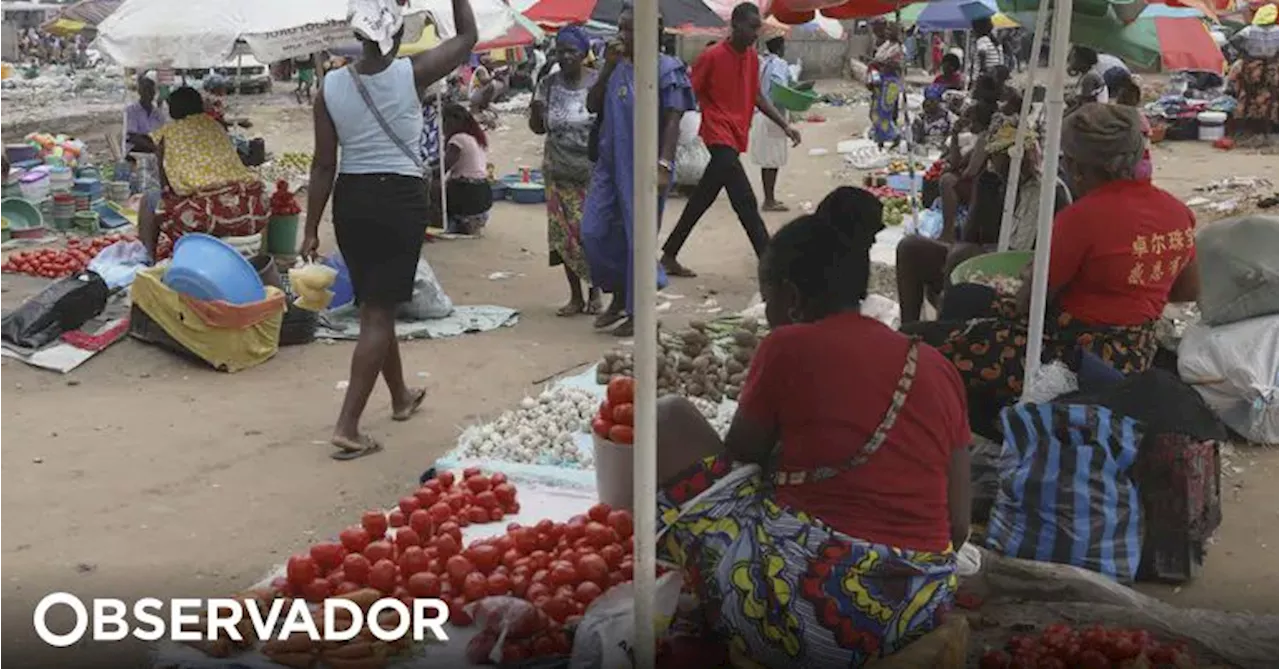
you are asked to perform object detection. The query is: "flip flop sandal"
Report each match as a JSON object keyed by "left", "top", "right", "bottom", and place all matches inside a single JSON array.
[
  {"left": 610, "top": 318, "right": 634, "bottom": 338},
  {"left": 662, "top": 260, "right": 697, "bottom": 278},
  {"left": 593, "top": 311, "right": 626, "bottom": 330},
  {"left": 762, "top": 202, "right": 790, "bottom": 212},
  {"left": 556, "top": 302, "right": 586, "bottom": 317},
  {"left": 330, "top": 435, "right": 384, "bottom": 461},
  {"left": 392, "top": 388, "right": 427, "bottom": 422}
]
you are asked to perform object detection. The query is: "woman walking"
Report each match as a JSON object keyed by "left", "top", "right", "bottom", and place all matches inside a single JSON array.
[
  {"left": 869, "top": 23, "right": 905, "bottom": 149},
  {"left": 300, "top": 0, "right": 477, "bottom": 459},
  {"left": 581, "top": 8, "right": 697, "bottom": 337},
  {"left": 530, "top": 25, "right": 602, "bottom": 316},
  {"left": 1228, "top": 3, "right": 1279, "bottom": 140}
]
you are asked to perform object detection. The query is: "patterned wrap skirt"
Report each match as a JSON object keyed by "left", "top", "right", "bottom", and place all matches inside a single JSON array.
[
  {"left": 545, "top": 179, "right": 591, "bottom": 281},
  {"left": 156, "top": 180, "right": 269, "bottom": 256},
  {"left": 657, "top": 456, "right": 958, "bottom": 668}
]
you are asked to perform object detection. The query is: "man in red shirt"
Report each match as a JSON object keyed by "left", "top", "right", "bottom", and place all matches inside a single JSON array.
[{"left": 660, "top": 3, "right": 801, "bottom": 278}]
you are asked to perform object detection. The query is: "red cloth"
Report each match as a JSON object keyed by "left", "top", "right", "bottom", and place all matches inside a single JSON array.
[
  {"left": 933, "top": 71, "right": 964, "bottom": 91},
  {"left": 1048, "top": 180, "right": 1197, "bottom": 326},
  {"left": 736, "top": 313, "right": 970, "bottom": 553},
  {"left": 691, "top": 41, "right": 759, "bottom": 152}
]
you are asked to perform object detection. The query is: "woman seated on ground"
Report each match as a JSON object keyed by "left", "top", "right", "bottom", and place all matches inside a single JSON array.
[
  {"left": 911, "top": 84, "right": 956, "bottom": 150},
  {"left": 933, "top": 52, "right": 965, "bottom": 91},
  {"left": 138, "top": 86, "right": 268, "bottom": 261},
  {"left": 438, "top": 103, "right": 493, "bottom": 235},
  {"left": 901, "top": 103, "right": 1200, "bottom": 437},
  {"left": 653, "top": 186, "right": 971, "bottom": 669}
]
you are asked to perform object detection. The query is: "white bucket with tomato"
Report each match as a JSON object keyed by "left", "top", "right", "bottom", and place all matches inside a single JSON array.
[{"left": 591, "top": 377, "right": 635, "bottom": 510}]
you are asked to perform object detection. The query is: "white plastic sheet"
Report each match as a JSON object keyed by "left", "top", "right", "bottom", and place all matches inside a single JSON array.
[{"left": 1178, "top": 315, "right": 1279, "bottom": 444}]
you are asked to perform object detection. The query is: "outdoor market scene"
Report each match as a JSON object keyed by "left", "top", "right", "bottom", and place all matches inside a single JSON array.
[{"left": 0, "top": 0, "right": 1277, "bottom": 666}]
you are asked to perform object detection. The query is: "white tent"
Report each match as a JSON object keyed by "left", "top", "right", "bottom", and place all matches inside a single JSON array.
[{"left": 93, "top": 0, "right": 524, "bottom": 68}]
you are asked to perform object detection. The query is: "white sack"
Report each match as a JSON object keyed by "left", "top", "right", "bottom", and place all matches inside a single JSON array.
[{"left": 1178, "top": 315, "right": 1279, "bottom": 444}]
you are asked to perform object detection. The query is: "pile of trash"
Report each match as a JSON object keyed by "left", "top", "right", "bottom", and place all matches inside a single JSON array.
[
  {"left": 0, "top": 63, "right": 127, "bottom": 124},
  {"left": 1184, "top": 176, "right": 1278, "bottom": 220}
]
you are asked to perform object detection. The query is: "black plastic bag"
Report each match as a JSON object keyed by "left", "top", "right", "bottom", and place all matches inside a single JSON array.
[{"left": 1, "top": 270, "right": 109, "bottom": 349}]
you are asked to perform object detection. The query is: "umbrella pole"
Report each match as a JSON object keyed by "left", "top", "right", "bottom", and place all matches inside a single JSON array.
[
  {"left": 631, "top": 0, "right": 659, "bottom": 666},
  {"left": 438, "top": 86, "right": 447, "bottom": 226},
  {"left": 1024, "top": 0, "right": 1073, "bottom": 392},
  {"left": 996, "top": 0, "right": 1051, "bottom": 252},
  {"left": 899, "top": 84, "right": 920, "bottom": 224}
]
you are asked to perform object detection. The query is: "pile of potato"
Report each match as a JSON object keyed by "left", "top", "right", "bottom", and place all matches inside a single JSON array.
[{"left": 595, "top": 317, "right": 764, "bottom": 402}]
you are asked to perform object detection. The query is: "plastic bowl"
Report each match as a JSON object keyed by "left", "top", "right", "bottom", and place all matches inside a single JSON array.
[
  {"left": 949, "top": 250, "right": 1033, "bottom": 286},
  {"left": 771, "top": 83, "right": 819, "bottom": 112},
  {"left": 1, "top": 197, "right": 43, "bottom": 236},
  {"left": 509, "top": 182, "right": 546, "bottom": 205},
  {"left": 321, "top": 253, "right": 356, "bottom": 309},
  {"left": 163, "top": 233, "right": 266, "bottom": 305},
  {"left": 490, "top": 181, "right": 509, "bottom": 201}
]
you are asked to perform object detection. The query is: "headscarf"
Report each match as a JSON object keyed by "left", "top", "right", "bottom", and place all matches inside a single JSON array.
[
  {"left": 349, "top": 0, "right": 405, "bottom": 57},
  {"left": 1253, "top": 3, "right": 1278, "bottom": 25},
  {"left": 924, "top": 83, "right": 945, "bottom": 101},
  {"left": 556, "top": 25, "right": 591, "bottom": 56},
  {"left": 1061, "top": 102, "right": 1145, "bottom": 179}
]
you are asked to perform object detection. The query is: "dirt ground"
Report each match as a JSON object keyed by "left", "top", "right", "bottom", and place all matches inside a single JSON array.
[{"left": 1, "top": 82, "right": 1277, "bottom": 667}]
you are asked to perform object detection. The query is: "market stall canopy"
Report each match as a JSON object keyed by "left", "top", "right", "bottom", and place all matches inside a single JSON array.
[
  {"left": 41, "top": 0, "right": 121, "bottom": 29},
  {"left": 331, "top": 0, "right": 543, "bottom": 58},
  {"left": 998, "top": 0, "right": 1220, "bottom": 22},
  {"left": 703, "top": 0, "right": 845, "bottom": 38},
  {"left": 891, "top": 0, "right": 1020, "bottom": 29},
  {"left": 524, "top": 0, "right": 726, "bottom": 31},
  {"left": 769, "top": 0, "right": 907, "bottom": 24},
  {"left": 1004, "top": 3, "right": 1225, "bottom": 70}
]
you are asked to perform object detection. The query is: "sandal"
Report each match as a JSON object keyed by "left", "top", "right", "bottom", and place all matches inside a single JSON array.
[
  {"left": 762, "top": 201, "right": 790, "bottom": 212},
  {"left": 556, "top": 301, "right": 586, "bottom": 317},
  {"left": 661, "top": 256, "right": 697, "bottom": 278},
  {"left": 610, "top": 317, "right": 634, "bottom": 338},
  {"left": 593, "top": 310, "right": 626, "bottom": 330},
  {"left": 330, "top": 434, "right": 384, "bottom": 461},
  {"left": 392, "top": 388, "right": 427, "bottom": 422}
]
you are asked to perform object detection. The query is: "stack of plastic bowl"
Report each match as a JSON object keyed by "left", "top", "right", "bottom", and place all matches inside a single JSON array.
[
  {"left": 73, "top": 210, "right": 99, "bottom": 235},
  {"left": 47, "top": 165, "right": 73, "bottom": 194},
  {"left": 108, "top": 181, "right": 131, "bottom": 204},
  {"left": 73, "top": 178, "right": 104, "bottom": 213},
  {"left": 163, "top": 233, "right": 267, "bottom": 305},
  {"left": 18, "top": 170, "right": 49, "bottom": 202},
  {"left": 4, "top": 144, "right": 38, "bottom": 164},
  {"left": 52, "top": 192, "right": 76, "bottom": 231}
]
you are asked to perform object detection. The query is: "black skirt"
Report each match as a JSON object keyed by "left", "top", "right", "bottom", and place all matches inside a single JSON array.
[{"left": 332, "top": 173, "right": 428, "bottom": 307}]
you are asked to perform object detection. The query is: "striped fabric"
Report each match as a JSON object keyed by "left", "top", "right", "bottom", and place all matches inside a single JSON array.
[{"left": 986, "top": 403, "right": 1145, "bottom": 582}]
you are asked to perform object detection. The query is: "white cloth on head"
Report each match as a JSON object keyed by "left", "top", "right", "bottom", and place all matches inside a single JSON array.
[{"left": 349, "top": 0, "right": 405, "bottom": 57}]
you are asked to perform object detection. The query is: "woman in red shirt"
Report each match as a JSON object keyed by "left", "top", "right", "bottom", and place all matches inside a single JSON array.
[
  {"left": 903, "top": 103, "right": 1200, "bottom": 436},
  {"left": 653, "top": 187, "right": 971, "bottom": 668}
]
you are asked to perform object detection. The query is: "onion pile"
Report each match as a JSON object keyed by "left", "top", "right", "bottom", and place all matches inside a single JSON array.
[
  {"left": 596, "top": 318, "right": 764, "bottom": 403},
  {"left": 454, "top": 387, "right": 599, "bottom": 468},
  {"left": 688, "top": 396, "right": 733, "bottom": 436}
]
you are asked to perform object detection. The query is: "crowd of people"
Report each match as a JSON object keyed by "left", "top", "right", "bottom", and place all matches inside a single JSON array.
[{"left": 15, "top": 28, "right": 91, "bottom": 68}]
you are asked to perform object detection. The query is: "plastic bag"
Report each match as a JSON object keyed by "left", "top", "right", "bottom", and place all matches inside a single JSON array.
[
  {"left": 1178, "top": 315, "right": 1279, "bottom": 444},
  {"left": 1194, "top": 214, "right": 1279, "bottom": 327},
  {"left": 397, "top": 258, "right": 454, "bottom": 320},
  {"left": 87, "top": 240, "right": 149, "bottom": 290},
  {"left": 569, "top": 572, "right": 683, "bottom": 669},
  {"left": 464, "top": 597, "right": 566, "bottom": 664},
  {"left": 1, "top": 270, "right": 109, "bottom": 349},
  {"left": 287, "top": 262, "right": 338, "bottom": 313},
  {"left": 986, "top": 402, "right": 1145, "bottom": 582}
]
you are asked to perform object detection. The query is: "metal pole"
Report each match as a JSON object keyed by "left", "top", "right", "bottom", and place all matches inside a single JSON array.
[
  {"left": 631, "top": 0, "right": 659, "bottom": 665},
  {"left": 1023, "top": 0, "right": 1072, "bottom": 392},
  {"left": 997, "top": 1, "right": 1050, "bottom": 252},
  {"left": 437, "top": 86, "right": 447, "bottom": 225}
]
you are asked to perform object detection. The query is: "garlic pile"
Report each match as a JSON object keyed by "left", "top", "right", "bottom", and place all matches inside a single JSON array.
[
  {"left": 688, "top": 396, "right": 734, "bottom": 437},
  {"left": 597, "top": 318, "right": 765, "bottom": 402},
  {"left": 454, "top": 386, "right": 600, "bottom": 468}
]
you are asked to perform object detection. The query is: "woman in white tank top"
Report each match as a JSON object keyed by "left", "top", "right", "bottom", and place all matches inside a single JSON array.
[{"left": 300, "top": 0, "right": 478, "bottom": 460}]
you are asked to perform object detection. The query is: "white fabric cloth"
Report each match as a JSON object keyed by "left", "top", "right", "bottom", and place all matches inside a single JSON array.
[
  {"left": 748, "top": 112, "right": 789, "bottom": 169},
  {"left": 1091, "top": 53, "right": 1129, "bottom": 78},
  {"left": 349, "top": 0, "right": 405, "bottom": 56}
]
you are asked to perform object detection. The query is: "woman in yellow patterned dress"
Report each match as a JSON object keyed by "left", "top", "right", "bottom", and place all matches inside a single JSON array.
[
  {"left": 137, "top": 86, "right": 268, "bottom": 261},
  {"left": 653, "top": 187, "right": 972, "bottom": 668}
]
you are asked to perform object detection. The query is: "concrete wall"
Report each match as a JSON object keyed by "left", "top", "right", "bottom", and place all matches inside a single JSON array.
[
  {"left": 2, "top": 22, "right": 17, "bottom": 62},
  {"left": 675, "top": 21, "right": 875, "bottom": 80}
]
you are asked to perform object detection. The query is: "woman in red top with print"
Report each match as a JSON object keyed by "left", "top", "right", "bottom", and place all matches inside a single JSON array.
[
  {"left": 652, "top": 187, "right": 971, "bottom": 668},
  {"left": 904, "top": 103, "right": 1200, "bottom": 437}
]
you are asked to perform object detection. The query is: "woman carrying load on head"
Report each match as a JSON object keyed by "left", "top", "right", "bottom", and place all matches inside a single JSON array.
[
  {"left": 868, "top": 21, "right": 905, "bottom": 149},
  {"left": 530, "top": 25, "right": 602, "bottom": 317},
  {"left": 136, "top": 86, "right": 268, "bottom": 262},
  {"left": 1228, "top": 3, "right": 1279, "bottom": 138},
  {"left": 901, "top": 103, "right": 1201, "bottom": 438},
  {"left": 299, "top": 0, "right": 478, "bottom": 460},
  {"left": 652, "top": 186, "right": 971, "bottom": 668}
]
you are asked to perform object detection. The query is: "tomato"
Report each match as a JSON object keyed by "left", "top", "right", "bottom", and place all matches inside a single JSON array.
[
  {"left": 1105, "top": 638, "right": 1139, "bottom": 662},
  {"left": 501, "top": 640, "right": 530, "bottom": 662},
  {"left": 407, "top": 509, "right": 433, "bottom": 537},
  {"left": 1075, "top": 649, "right": 1108, "bottom": 669},
  {"left": 446, "top": 493, "right": 467, "bottom": 511},
  {"left": 434, "top": 533, "right": 461, "bottom": 559},
  {"left": 449, "top": 597, "right": 472, "bottom": 626},
  {"left": 309, "top": 543, "right": 345, "bottom": 572},
  {"left": 301, "top": 578, "right": 333, "bottom": 602},
  {"left": 531, "top": 634, "right": 556, "bottom": 658},
  {"left": 511, "top": 573, "right": 530, "bottom": 598},
  {"left": 466, "top": 506, "right": 488, "bottom": 523},
  {"left": 529, "top": 550, "right": 551, "bottom": 570},
  {"left": 587, "top": 504, "right": 611, "bottom": 524},
  {"left": 467, "top": 544, "right": 502, "bottom": 574},
  {"left": 574, "top": 581, "right": 603, "bottom": 605},
  {"left": 526, "top": 582, "right": 552, "bottom": 602},
  {"left": 576, "top": 553, "right": 609, "bottom": 585},
  {"left": 489, "top": 507, "right": 505, "bottom": 521},
  {"left": 422, "top": 502, "right": 451, "bottom": 524},
  {"left": 472, "top": 490, "right": 498, "bottom": 510},
  {"left": 491, "top": 472, "right": 508, "bottom": 486},
  {"left": 369, "top": 559, "right": 398, "bottom": 594},
  {"left": 484, "top": 572, "right": 512, "bottom": 597},
  {"left": 343, "top": 553, "right": 371, "bottom": 585},
  {"left": 364, "top": 540, "right": 395, "bottom": 564},
  {"left": 540, "top": 595, "right": 575, "bottom": 624},
  {"left": 619, "top": 560, "right": 634, "bottom": 580},
  {"left": 506, "top": 501, "right": 521, "bottom": 514},
  {"left": 606, "top": 377, "right": 634, "bottom": 406},
  {"left": 438, "top": 521, "right": 462, "bottom": 545},
  {"left": 585, "top": 522, "right": 616, "bottom": 548},
  {"left": 398, "top": 496, "right": 421, "bottom": 515},
  {"left": 511, "top": 527, "right": 538, "bottom": 553},
  {"left": 446, "top": 555, "right": 475, "bottom": 587},
  {"left": 548, "top": 560, "right": 579, "bottom": 587},
  {"left": 336, "top": 526, "right": 370, "bottom": 554},
  {"left": 437, "top": 471, "right": 456, "bottom": 489},
  {"left": 400, "top": 546, "right": 430, "bottom": 576},
  {"left": 465, "top": 476, "right": 491, "bottom": 494},
  {"left": 395, "top": 528, "right": 422, "bottom": 551},
  {"left": 607, "top": 424, "right": 635, "bottom": 444},
  {"left": 607, "top": 510, "right": 634, "bottom": 540},
  {"left": 1129, "top": 629, "right": 1152, "bottom": 652},
  {"left": 407, "top": 571, "right": 442, "bottom": 598},
  {"left": 414, "top": 487, "right": 440, "bottom": 508},
  {"left": 462, "top": 572, "right": 489, "bottom": 601},
  {"left": 1035, "top": 658, "right": 1065, "bottom": 669},
  {"left": 597, "top": 544, "right": 624, "bottom": 570},
  {"left": 611, "top": 403, "right": 635, "bottom": 426},
  {"left": 591, "top": 417, "right": 612, "bottom": 438},
  {"left": 286, "top": 554, "right": 319, "bottom": 588},
  {"left": 326, "top": 569, "right": 347, "bottom": 588},
  {"left": 388, "top": 509, "right": 406, "bottom": 528}
]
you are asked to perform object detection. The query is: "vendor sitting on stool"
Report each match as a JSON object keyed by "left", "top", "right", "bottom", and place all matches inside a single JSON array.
[
  {"left": 651, "top": 186, "right": 971, "bottom": 668},
  {"left": 137, "top": 86, "right": 269, "bottom": 261}
]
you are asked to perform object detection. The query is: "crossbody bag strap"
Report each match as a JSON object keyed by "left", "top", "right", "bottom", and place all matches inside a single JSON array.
[
  {"left": 772, "top": 339, "right": 922, "bottom": 487},
  {"left": 346, "top": 64, "right": 424, "bottom": 174}
]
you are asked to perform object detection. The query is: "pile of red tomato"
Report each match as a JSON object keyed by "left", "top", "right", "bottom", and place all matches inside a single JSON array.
[
  {"left": 980, "top": 623, "right": 1196, "bottom": 669},
  {"left": 1, "top": 233, "right": 137, "bottom": 279},
  {"left": 274, "top": 468, "right": 520, "bottom": 604},
  {"left": 270, "top": 180, "right": 301, "bottom": 217},
  {"left": 591, "top": 377, "right": 635, "bottom": 445}
]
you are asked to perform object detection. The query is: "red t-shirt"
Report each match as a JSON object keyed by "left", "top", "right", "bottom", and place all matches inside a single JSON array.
[
  {"left": 1048, "top": 180, "right": 1197, "bottom": 326},
  {"left": 737, "top": 313, "right": 970, "bottom": 553},
  {"left": 691, "top": 41, "right": 759, "bottom": 152}
]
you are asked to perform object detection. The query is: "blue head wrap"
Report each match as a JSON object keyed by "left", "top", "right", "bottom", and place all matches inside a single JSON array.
[
  {"left": 556, "top": 25, "right": 591, "bottom": 55},
  {"left": 924, "top": 83, "right": 945, "bottom": 101}
]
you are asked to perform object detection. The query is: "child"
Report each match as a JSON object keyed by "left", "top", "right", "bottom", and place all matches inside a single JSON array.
[{"left": 440, "top": 103, "right": 494, "bottom": 235}]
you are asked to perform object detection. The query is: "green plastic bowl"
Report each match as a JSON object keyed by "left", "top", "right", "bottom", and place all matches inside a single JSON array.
[
  {"left": 1, "top": 197, "right": 43, "bottom": 237},
  {"left": 771, "top": 83, "right": 819, "bottom": 112},
  {"left": 950, "top": 251, "right": 1033, "bottom": 286}
]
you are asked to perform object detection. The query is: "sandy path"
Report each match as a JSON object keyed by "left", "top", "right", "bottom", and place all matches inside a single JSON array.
[{"left": 1, "top": 84, "right": 1276, "bottom": 667}]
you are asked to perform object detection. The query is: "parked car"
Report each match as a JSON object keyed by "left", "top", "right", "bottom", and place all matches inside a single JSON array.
[{"left": 215, "top": 55, "right": 272, "bottom": 94}]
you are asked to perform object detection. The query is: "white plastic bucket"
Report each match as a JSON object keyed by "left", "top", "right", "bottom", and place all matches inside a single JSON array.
[
  {"left": 1197, "top": 122, "right": 1225, "bottom": 142},
  {"left": 592, "top": 434, "right": 633, "bottom": 510},
  {"left": 223, "top": 232, "right": 262, "bottom": 258}
]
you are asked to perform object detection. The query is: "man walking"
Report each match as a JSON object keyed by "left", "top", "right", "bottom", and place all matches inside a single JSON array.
[
  {"left": 660, "top": 3, "right": 800, "bottom": 278},
  {"left": 971, "top": 17, "right": 1003, "bottom": 78}
]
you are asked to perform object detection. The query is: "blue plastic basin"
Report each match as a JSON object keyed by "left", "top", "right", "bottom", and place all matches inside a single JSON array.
[
  {"left": 321, "top": 253, "right": 355, "bottom": 309},
  {"left": 163, "top": 233, "right": 266, "bottom": 304}
]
